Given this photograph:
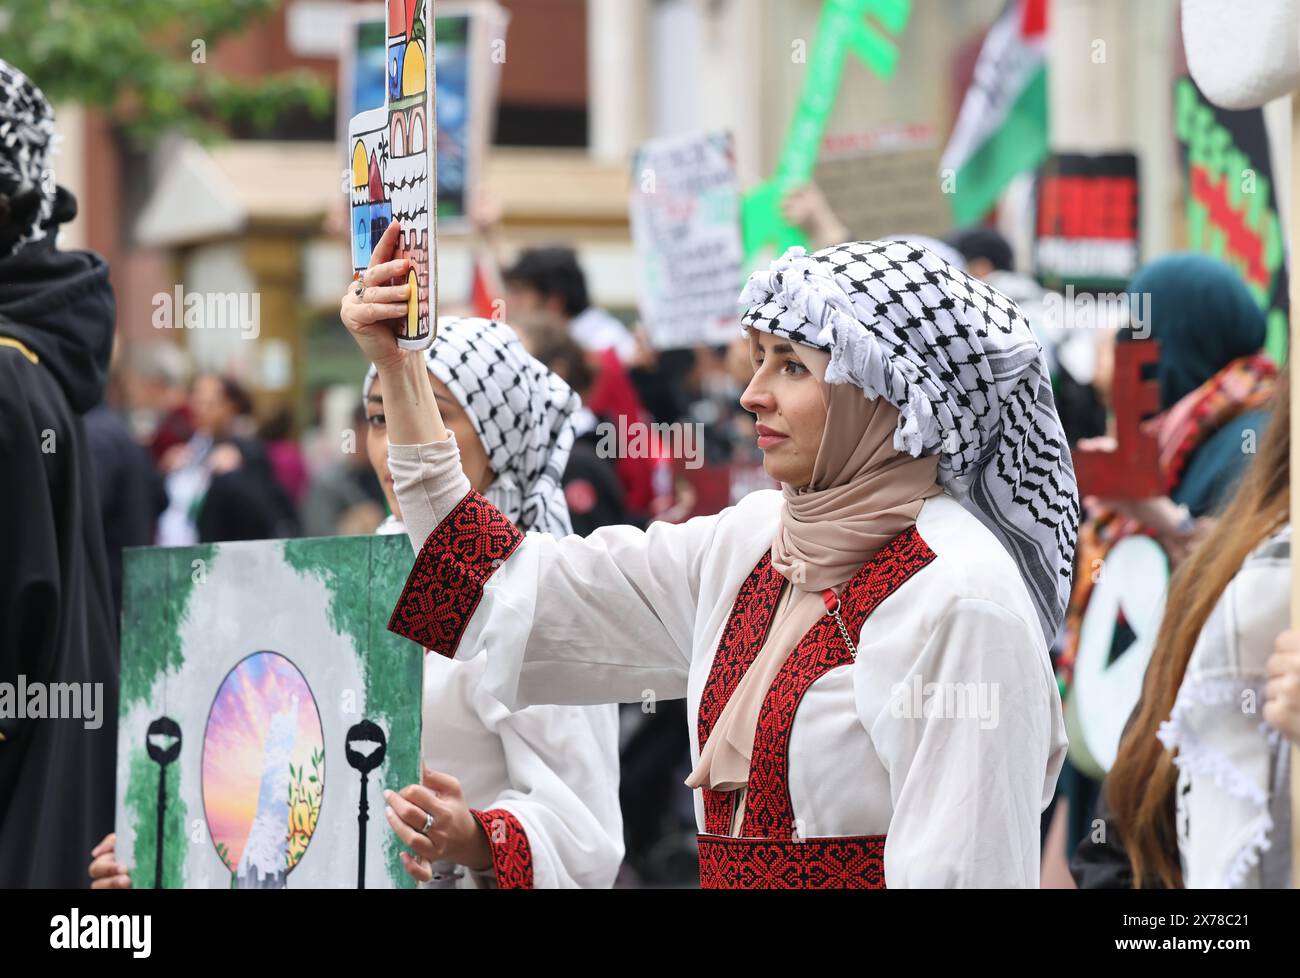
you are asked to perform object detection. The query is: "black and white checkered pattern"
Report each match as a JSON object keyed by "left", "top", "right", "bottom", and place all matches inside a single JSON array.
[
  {"left": 0, "top": 59, "right": 56, "bottom": 260},
  {"left": 365, "top": 316, "right": 579, "bottom": 537},
  {"left": 740, "top": 240, "right": 1079, "bottom": 644}
]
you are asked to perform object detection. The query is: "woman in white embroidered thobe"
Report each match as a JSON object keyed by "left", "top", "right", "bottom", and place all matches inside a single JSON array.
[
  {"left": 341, "top": 236, "right": 1078, "bottom": 888},
  {"left": 89, "top": 295, "right": 624, "bottom": 892},
  {"left": 343, "top": 258, "right": 622, "bottom": 891}
]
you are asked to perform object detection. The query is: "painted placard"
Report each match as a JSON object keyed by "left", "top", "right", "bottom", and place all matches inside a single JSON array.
[
  {"left": 347, "top": 0, "right": 437, "bottom": 349},
  {"left": 630, "top": 130, "right": 744, "bottom": 351},
  {"left": 113, "top": 536, "right": 423, "bottom": 889},
  {"left": 339, "top": 2, "right": 507, "bottom": 234}
]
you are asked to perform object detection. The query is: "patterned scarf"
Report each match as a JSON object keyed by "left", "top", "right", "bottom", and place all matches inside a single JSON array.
[
  {"left": 0, "top": 59, "right": 57, "bottom": 260},
  {"left": 1055, "top": 352, "right": 1277, "bottom": 695},
  {"left": 364, "top": 316, "right": 580, "bottom": 536},
  {"left": 1156, "top": 353, "right": 1277, "bottom": 494},
  {"left": 739, "top": 240, "right": 1080, "bottom": 645}
]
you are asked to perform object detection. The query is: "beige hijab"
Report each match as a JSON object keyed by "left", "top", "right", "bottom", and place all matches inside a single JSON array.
[{"left": 685, "top": 346, "right": 942, "bottom": 834}]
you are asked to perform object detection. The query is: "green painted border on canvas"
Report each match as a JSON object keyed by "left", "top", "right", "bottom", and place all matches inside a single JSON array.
[{"left": 282, "top": 534, "right": 424, "bottom": 889}]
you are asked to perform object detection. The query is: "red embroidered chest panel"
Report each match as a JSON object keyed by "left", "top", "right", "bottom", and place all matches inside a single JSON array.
[{"left": 695, "top": 524, "right": 936, "bottom": 889}]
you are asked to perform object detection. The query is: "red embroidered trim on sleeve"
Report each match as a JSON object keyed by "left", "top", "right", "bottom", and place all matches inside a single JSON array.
[
  {"left": 387, "top": 489, "right": 524, "bottom": 656},
  {"left": 469, "top": 807, "right": 534, "bottom": 889}
]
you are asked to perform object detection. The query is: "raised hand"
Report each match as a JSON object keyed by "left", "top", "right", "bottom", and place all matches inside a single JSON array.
[{"left": 341, "top": 219, "right": 412, "bottom": 369}]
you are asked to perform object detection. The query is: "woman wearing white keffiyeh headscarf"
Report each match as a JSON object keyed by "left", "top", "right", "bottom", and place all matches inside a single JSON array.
[
  {"left": 344, "top": 235, "right": 1072, "bottom": 888},
  {"left": 738, "top": 240, "right": 1080, "bottom": 645},
  {"left": 363, "top": 315, "right": 580, "bottom": 537},
  {"left": 351, "top": 307, "right": 623, "bottom": 890}
]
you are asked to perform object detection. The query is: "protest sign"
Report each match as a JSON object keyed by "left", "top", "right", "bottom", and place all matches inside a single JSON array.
[{"left": 630, "top": 131, "right": 745, "bottom": 350}]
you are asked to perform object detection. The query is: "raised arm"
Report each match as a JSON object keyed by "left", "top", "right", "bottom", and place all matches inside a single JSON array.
[
  {"left": 386, "top": 440, "right": 721, "bottom": 712},
  {"left": 340, "top": 218, "right": 449, "bottom": 447}
]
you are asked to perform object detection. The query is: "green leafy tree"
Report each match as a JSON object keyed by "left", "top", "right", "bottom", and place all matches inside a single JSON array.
[{"left": 0, "top": 0, "right": 331, "bottom": 143}]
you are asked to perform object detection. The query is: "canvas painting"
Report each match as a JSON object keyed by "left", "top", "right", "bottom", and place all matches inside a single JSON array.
[{"left": 113, "top": 535, "right": 424, "bottom": 889}]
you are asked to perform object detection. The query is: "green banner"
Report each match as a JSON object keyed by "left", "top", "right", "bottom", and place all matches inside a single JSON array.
[{"left": 742, "top": 0, "right": 912, "bottom": 264}]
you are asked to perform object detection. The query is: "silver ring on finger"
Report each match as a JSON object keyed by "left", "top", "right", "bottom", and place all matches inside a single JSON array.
[{"left": 422, "top": 810, "right": 434, "bottom": 836}]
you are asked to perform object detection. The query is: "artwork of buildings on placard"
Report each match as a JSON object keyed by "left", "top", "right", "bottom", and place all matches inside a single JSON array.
[{"left": 349, "top": 0, "right": 434, "bottom": 348}]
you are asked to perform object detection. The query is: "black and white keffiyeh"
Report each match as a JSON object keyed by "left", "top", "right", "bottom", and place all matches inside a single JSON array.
[
  {"left": 365, "top": 316, "right": 580, "bottom": 537},
  {"left": 0, "top": 59, "right": 57, "bottom": 260},
  {"left": 739, "top": 240, "right": 1079, "bottom": 644}
]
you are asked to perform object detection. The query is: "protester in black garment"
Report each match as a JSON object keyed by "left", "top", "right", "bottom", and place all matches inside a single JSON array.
[
  {"left": 198, "top": 450, "right": 301, "bottom": 542},
  {"left": 0, "top": 58, "right": 119, "bottom": 888}
]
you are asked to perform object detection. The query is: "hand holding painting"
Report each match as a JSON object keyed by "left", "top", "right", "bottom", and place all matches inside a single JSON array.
[
  {"left": 345, "top": 0, "right": 438, "bottom": 350},
  {"left": 383, "top": 765, "right": 493, "bottom": 881},
  {"left": 88, "top": 833, "right": 132, "bottom": 889},
  {"left": 342, "top": 219, "right": 450, "bottom": 448}
]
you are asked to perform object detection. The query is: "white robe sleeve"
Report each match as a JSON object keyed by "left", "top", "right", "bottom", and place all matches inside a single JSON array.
[
  {"left": 388, "top": 439, "right": 722, "bottom": 711},
  {"left": 1160, "top": 539, "right": 1291, "bottom": 888},
  {"left": 863, "top": 596, "right": 1063, "bottom": 887},
  {"left": 465, "top": 699, "right": 624, "bottom": 889}
]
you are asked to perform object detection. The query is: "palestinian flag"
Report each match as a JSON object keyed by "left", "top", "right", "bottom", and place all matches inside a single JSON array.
[{"left": 940, "top": 0, "right": 1049, "bottom": 225}]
